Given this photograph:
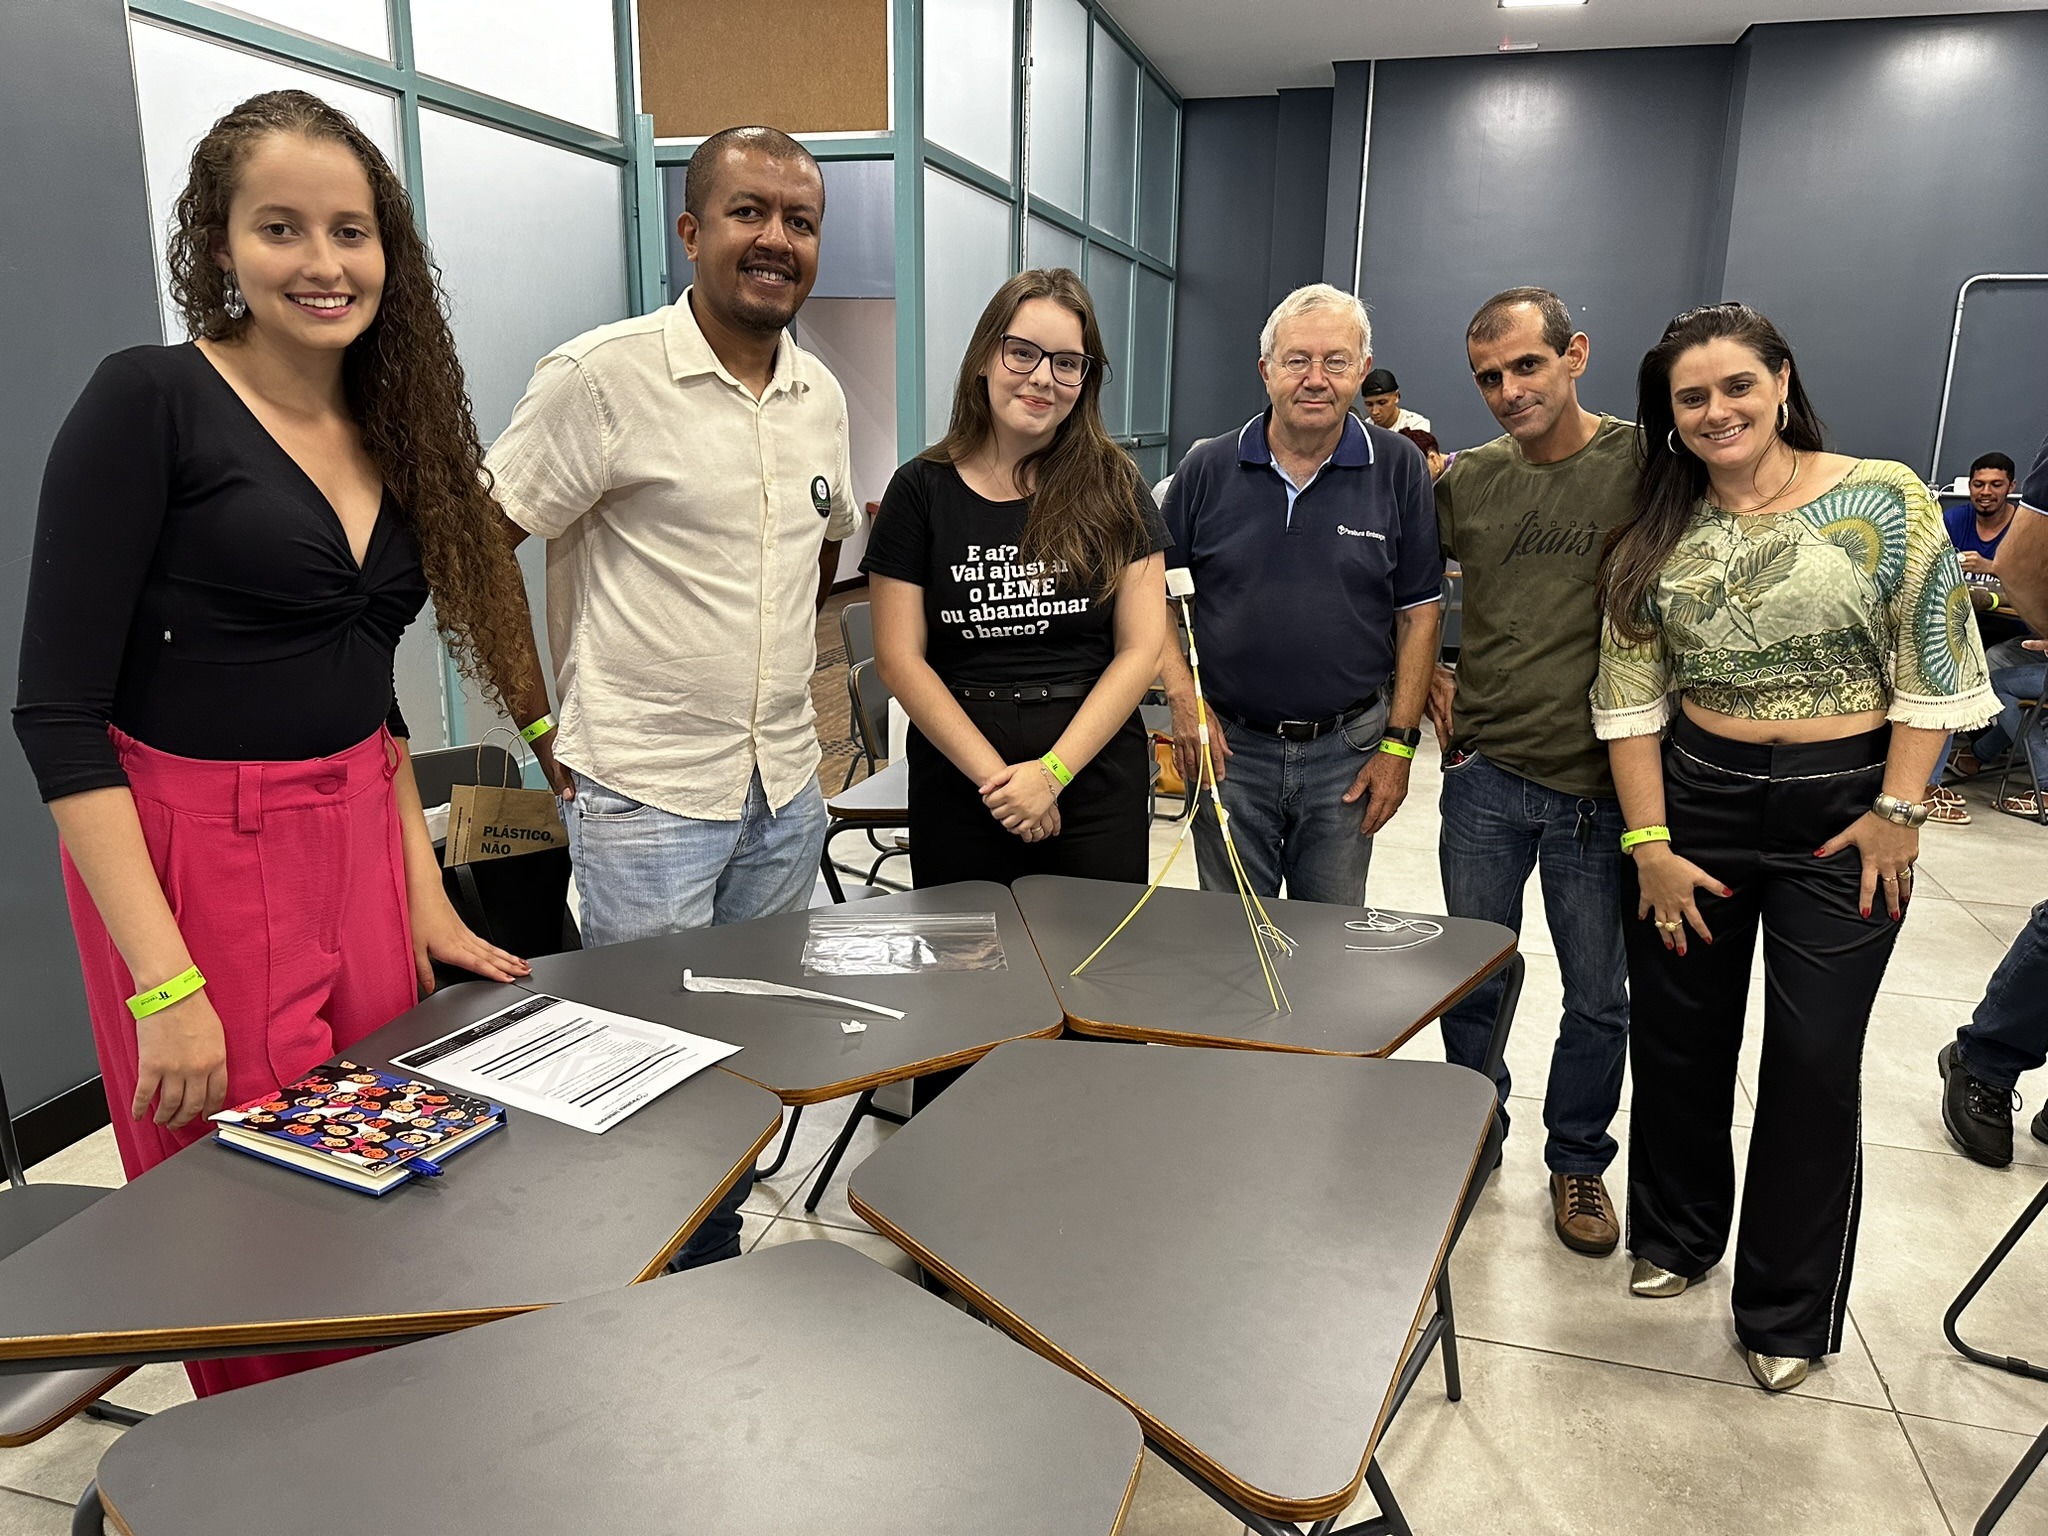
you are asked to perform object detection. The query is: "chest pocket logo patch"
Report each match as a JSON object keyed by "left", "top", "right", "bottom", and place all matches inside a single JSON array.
[{"left": 810, "top": 475, "right": 832, "bottom": 517}]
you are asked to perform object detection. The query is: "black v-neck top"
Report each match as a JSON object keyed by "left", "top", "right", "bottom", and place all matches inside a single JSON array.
[{"left": 12, "top": 344, "right": 429, "bottom": 802}]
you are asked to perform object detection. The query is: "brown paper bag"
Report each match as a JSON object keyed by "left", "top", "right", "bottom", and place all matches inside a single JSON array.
[{"left": 443, "top": 779, "right": 568, "bottom": 867}]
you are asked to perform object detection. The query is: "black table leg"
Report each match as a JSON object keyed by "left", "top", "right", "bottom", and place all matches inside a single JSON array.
[
  {"left": 1976, "top": 1420, "right": 2048, "bottom": 1535},
  {"left": 1945, "top": 1179, "right": 2048, "bottom": 1382},
  {"left": 1478, "top": 951, "right": 1526, "bottom": 1089},
  {"left": 754, "top": 1105, "right": 806, "bottom": 1178},
  {"left": 818, "top": 849, "right": 846, "bottom": 903},
  {"left": 72, "top": 1481, "right": 102, "bottom": 1536},
  {"left": 81, "top": 1400, "right": 147, "bottom": 1427},
  {"left": 802, "top": 1089, "right": 910, "bottom": 1213}
]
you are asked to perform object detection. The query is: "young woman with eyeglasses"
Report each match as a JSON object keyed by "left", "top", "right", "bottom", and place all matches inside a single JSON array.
[{"left": 863, "top": 268, "right": 1168, "bottom": 899}]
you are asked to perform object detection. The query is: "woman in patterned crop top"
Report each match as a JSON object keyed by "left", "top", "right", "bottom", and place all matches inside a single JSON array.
[{"left": 1591, "top": 304, "right": 1993, "bottom": 1393}]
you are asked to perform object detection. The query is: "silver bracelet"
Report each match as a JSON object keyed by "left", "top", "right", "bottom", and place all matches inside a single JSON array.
[{"left": 1872, "top": 793, "right": 1929, "bottom": 828}]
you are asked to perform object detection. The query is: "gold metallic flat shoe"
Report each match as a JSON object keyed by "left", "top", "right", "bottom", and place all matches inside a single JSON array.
[
  {"left": 1629, "top": 1257, "right": 1692, "bottom": 1297},
  {"left": 1745, "top": 1351, "right": 1810, "bottom": 1392}
]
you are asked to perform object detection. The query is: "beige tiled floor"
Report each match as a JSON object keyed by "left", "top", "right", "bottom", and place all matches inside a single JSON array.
[{"left": 8, "top": 741, "right": 2048, "bottom": 1535}]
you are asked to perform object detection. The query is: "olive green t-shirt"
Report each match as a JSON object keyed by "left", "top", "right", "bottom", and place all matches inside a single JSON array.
[{"left": 1434, "top": 415, "right": 1639, "bottom": 799}]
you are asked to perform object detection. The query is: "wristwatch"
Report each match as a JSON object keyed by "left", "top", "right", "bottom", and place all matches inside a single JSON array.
[
  {"left": 1872, "top": 793, "right": 1930, "bottom": 828},
  {"left": 1382, "top": 725, "right": 1423, "bottom": 749}
]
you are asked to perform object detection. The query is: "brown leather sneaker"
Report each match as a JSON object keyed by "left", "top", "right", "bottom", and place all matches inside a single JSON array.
[{"left": 1550, "top": 1173, "right": 1619, "bottom": 1255}]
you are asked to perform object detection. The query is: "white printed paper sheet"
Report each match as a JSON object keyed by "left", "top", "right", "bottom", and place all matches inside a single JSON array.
[{"left": 392, "top": 994, "right": 740, "bottom": 1134}]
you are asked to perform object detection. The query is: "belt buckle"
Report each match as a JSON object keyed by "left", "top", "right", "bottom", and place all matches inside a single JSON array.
[{"left": 1277, "top": 718, "right": 1319, "bottom": 741}]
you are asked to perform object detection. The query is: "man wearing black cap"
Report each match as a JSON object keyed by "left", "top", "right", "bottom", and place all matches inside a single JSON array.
[{"left": 1359, "top": 368, "right": 1430, "bottom": 435}]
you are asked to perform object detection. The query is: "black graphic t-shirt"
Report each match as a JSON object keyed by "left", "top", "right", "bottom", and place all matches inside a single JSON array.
[{"left": 861, "top": 457, "right": 1168, "bottom": 688}]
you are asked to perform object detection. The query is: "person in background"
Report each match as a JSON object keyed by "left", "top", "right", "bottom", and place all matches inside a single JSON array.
[
  {"left": 1398, "top": 426, "right": 1447, "bottom": 480},
  {"left": 1939, "top": 429, "right": 2048, "bottom": 1164},
  {"left": 1360, "top": 366, "right": 1431, "bottom": 435},
  {"left": 1935, "top": 453, "right": 2035, "bottom": 796},
  {"left": 485, "top": 125, "right": 859, "bottom": 1265},
  {"left": 1945, "top": 452, "right": 2019, "bottom": 572},
  {"left": 1162, "top": 285, "right": 1442, "bottom": 904},
  {"left": 864, "top": 268, "right": 1167, "bottom": 1106},
  {"left": 1594, "top": 302, "right": 1992, "bottom": 1392},
  {"left": 12, "top": 92, "right": 540, "bottom": 1395},
  {"left": 1429, "top": 287, "right": 1636, "bottom": 1258}
]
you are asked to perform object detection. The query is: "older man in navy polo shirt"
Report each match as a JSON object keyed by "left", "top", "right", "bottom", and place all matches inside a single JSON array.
[{"left": 1160, "top": 284, "right": 1442, "bottom": 903}]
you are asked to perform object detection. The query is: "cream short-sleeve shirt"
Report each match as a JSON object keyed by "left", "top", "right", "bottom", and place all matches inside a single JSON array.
[{"left": 486, "top": 291, "right": 860, "bottom": 820}]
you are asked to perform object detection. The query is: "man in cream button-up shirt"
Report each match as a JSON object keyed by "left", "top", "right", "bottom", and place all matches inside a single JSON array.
[{"left": 488, "top": 126, "right": 857, "bottom": 1264}]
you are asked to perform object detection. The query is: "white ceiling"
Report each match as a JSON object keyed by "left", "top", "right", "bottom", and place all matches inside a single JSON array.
[{"left": 1103, "top": 0, "right": 2048, "bottom": 97}]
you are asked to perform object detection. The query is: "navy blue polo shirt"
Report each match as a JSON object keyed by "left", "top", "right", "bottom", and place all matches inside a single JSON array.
[{"left": 1163, "top": 411, "right": 1443, "bottom": 721}]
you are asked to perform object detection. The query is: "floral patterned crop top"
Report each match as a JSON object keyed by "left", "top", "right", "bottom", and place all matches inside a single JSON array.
[{"left": 1592, "top": 459, "right": 1996, "bottom": 739}]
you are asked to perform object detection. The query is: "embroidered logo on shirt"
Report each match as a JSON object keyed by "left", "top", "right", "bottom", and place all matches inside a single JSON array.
[
  {"left": 810, "top": 476, "right": 832, "bottom": 517},
  {"left": 1337, "top": 525, "right": 1385, "bottom": 541}
]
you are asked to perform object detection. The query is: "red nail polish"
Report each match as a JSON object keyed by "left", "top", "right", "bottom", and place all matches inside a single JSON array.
[
  {"left": 1702, "top": 935, "right": 1712, "bottom": 944},
  {"left": 1814, "top": 848, "right": 1828, "bottom": 858},
  {"left": 1860, "top": 907, "right": 1871, "bottom": 918},
  {"left": 1722, "top": 887, "right": 1734, "bottom": 897}
]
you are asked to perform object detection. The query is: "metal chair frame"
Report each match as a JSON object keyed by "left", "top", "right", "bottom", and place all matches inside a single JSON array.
[{"left": 1944, "top": 1178, "right": 2048, "bottom": 1534}]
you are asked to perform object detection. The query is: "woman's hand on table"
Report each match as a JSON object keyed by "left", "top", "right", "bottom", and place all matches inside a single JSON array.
[
  {"left": 1817, "top": 812, "right": 1919, "bottom": 920},
  {"left": 1632, "top": 844, "right": 1731, "bottom": 957},
  {"left": 408, "top": 882, "right": 532, "bottom": 994},
  {"left": 133, "top": 990, "right": 228, "bottom": 1129}
]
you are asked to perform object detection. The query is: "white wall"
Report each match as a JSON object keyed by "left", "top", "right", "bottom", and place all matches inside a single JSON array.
[{"left": 791, "top": 297, "right": 898, "bottom": 583}]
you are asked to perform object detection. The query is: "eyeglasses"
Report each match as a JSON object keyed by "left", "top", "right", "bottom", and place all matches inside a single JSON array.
[
  {"left": 1275, "top": 353, "right": 1359, "bottom": 378},
  {"left": 998, "top": 334, "right": 1093, "bottom": 386}
]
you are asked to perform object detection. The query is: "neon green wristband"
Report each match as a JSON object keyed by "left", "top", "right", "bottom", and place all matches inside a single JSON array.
[
  {"left": 129, "top": 965, "right": 205, "bottom": 1020},
  {"left": 519, "top": 714, "right": 554, "bottom": 744},
  {"left": 1039, "top": 751, "right": 1074, "bottom": 788},
  {"left": 1376, "top": 739, "right": 1417, "bottom": 760},
  {"left": 1619, "top": 825, "right": 1672, "bottom": 854}
]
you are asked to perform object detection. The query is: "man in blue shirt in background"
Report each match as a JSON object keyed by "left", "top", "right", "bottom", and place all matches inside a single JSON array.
[
  {"left": 1944, "top": 451, "right": 2019, "bottom": 571},
  {"left": 1161, "top": 284, "right": 1442, "bottom": 904}
]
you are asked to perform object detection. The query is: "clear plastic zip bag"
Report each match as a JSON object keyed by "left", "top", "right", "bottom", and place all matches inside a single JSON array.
[{"left": 801, "top": 911, "right": 1007, "bottom": 975}]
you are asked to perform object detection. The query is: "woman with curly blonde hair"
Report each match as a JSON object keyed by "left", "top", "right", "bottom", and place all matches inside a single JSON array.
[{"left": 13, "top": 91, "right": 550, "bottom": 1393}]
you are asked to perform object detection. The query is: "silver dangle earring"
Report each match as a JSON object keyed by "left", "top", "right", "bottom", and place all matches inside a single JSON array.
[
  {"left": 222, "top": 271, "right": 247, "bottom": 321},
  {"left": 1777, "top": 399, "right": 1789, "bottom": 432},
  {"left": 1667, "top": 427, "right": 1685, "bottom": 455}
]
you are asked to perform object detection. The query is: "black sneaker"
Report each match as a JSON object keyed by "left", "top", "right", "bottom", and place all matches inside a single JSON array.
[
  {"left": 1939, "top": 1043, "right": 2016, "bottom": 1167},
  {"left": 2034, "top": 1104, "right": 2048, "bottom": 1148}
]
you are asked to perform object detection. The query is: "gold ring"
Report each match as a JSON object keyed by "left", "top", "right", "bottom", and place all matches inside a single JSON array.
[
  {"left": 1656, "top": 919, "right": 1682, "bottom": 932},
  {"left": 1882, "top": 873, "right": 1899, "bottom": 883}
]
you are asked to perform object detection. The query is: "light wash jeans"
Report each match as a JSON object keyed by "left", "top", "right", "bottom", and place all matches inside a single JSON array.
[
  {"left": 1193, "top": 699, "right": 1388, "bottom": 904},
  {"left": 567, "top": 765, "right": 828, "bottom": 1266},
  {"left": 1437, "top": 752, "right": 1629, "bottom": 1176}
]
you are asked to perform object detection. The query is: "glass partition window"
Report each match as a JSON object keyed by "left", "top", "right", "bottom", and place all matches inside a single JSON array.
[
  {"left": 130, "top": 21, "right": 402, "bottom": 343},
  {"left": 924, "top": 169, "right": 1017, "bottom": 443},
  {"left": 188, "top": 0, "right": 389, "bottom": 58},
  {"left": 1132, "top": 266, "right": 1171, "bottom": 436},
  {"left": 926, "top": 0, "right": 1015, "bottom": 179},
  {"left": 1026, "top": 0, "right": 1088, "bottom": 217},
  {"left": 1139, "top": 74, "right": 1178, "bottom": 260},
  {"left": 410, "top": 0, "right": 620, "bottom": 134},
  {"left": 1087, "top": 245, "right": 1133, "bottom": 438},
  {"left": 1087, "top": 25, "right": 1138, "bottom": 243},
  {"left": 1026, "top": 216, "right": 1084, "bottom": 275}
]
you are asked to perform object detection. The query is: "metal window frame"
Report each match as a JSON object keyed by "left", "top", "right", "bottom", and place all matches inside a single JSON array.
[{"left": 127, "top": 0, "right": 649, "bottom": 749}]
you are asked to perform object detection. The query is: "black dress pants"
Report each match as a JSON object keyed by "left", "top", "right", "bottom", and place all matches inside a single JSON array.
[
  {"left": 905, "top": 694, "right": 1149, "bottom": 1110},
  {"left": 1624, "top": 715, "right": 1898, "bottom": 1359}
]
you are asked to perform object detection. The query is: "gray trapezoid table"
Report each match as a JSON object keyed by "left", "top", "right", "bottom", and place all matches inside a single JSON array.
[
  {"left": 79, "top": 1238, "right": 1145, "bottom": 1536},
  {"left": 1012, "top": 873, "right": 1523, "bottom": 1068},
  {"left": 848, "top": 1039, "right": 1501, "bottom": 1536},
  {"left": 516, "top": 881, "right": 1064, "bottom": 1210},
  {"left": 0, "top": 979, "right": 781, "bottom": 1378}
]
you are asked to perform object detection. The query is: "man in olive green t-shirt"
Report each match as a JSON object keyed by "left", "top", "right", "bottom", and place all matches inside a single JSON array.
[{"left": 1429, "top": 287, "right": 1638, "bottom": 1260}]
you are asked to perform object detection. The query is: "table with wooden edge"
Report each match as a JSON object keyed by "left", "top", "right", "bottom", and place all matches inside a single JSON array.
[
  {"left": 514, "top": 881, "right": 1064, "bottom": 1213},
  {"left": 1011, "top": 874, "right": 1524, "bottom": 1071},
  {"left": 848, "top": 1039, "right": 1502, "bottom": 1536},
  {"left": 0, "top": 978, "right": 781, "bottom": 1379},
  {"left": 821, "top": 757, "right": 909, "bottom": 899},
  {"left": 78, "top": 1239, "right": 1145, "bottom": 1536}
]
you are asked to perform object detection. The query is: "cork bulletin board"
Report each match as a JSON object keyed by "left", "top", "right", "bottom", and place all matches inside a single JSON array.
[{"left": 638, "top": 0, "right": 891, "bottom": 139}]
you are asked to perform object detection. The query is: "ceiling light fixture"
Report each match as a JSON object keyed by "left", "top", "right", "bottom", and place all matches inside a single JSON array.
[
  {"left": 1498, "top": 39, "right": 1541, "bottom": 50},
  {"left": 1499, "top": 0, "right": 1587, "bottom": 8}
]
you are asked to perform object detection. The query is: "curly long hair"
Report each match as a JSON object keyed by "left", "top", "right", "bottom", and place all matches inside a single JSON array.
[
  {"left": 166, "top": 90, "right": 534, "bottom": 716},
  {"left": 1597, "top": 301, "right": 1828, "bottom": 644},
  {"left": 925, "top": 269, "right": 1150, "bottom": 598}
]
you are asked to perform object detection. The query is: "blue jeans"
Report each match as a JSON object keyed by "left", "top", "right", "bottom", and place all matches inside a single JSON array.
[
  {"left": 1968, "top": 661, "right": 2048, "bottom": 777},
  {"left": 1437, "top": 752, "right": 1630, "bottom": 1176},
  {"left": 568, "top": 765, "right": 828, "bottom": 1266},
  {"left": 1193, "top": 700, "right": 1388, "bottom": 903},
  {"left": 1956, "top": 898, "right": 2048, "bottom": 1091}
]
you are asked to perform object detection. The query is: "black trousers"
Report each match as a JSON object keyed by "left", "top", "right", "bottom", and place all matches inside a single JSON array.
[
  {"left": 905, "top": 695, "right": 1150, "bottom": 889},
  {"left": 905, "top": 695, "right": 1149, "bottom": 1111},
  {"left": 1624, "top": 714, "right": 1899, "bottom": 1359}
]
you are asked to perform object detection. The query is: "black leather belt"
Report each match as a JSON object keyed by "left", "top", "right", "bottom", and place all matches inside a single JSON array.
[
  {"left": 949, "top": 682, "right": 1094, "bottom": 703},
  {"left": 1211, "top": 698, "right": 1378, "bottom": 741}
]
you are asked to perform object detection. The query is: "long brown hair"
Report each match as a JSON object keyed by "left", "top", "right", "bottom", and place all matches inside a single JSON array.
[
  {"left": 1597, "top": 301, "right": 1828, "bottom": 643},
  {"left": 925, "top": 268, "right": 1150, "bottom": 597},
  {"left": 166, "top": 90, "right": 534, "bottom": 715}
]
